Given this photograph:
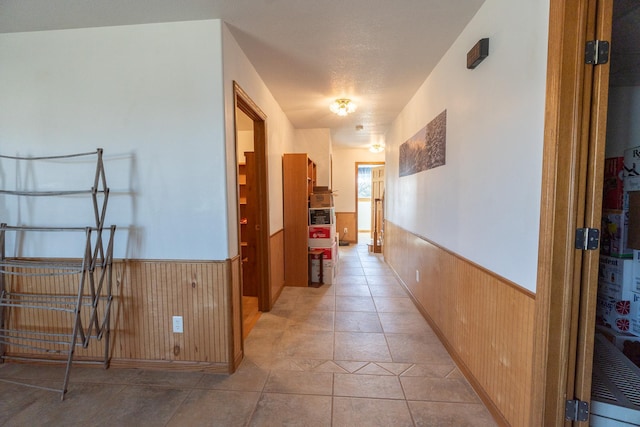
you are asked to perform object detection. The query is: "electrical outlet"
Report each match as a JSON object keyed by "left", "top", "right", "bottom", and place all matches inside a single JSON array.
[
  {"left": 343, "top": 227, "right": 348, "bottom": 235},
  {"left": 172, "top": 316, "right": 183, "bottom": 333},
  {"left": 416, "top": 270, "right": 420, "bottom": 282}
]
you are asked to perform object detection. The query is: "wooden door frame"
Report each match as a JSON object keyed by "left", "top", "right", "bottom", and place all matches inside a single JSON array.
[
  {"left": 233, "top": 82, "right": 272, "bottom": 313},
  {"left": 573, "top": 0, "right": 613, "bottom": 418},
  {"left": 354, "top": 162, "right": 384, "bottom": 243},
  {"left": 531, "top": 0, "right": 611, "bottom": 424}
]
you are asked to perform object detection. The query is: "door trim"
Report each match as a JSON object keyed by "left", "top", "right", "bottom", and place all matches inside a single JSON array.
[
  {"left": 531, "top": 0, "right": 607, "bottom": 424},
  {"left": 233, "top": 82, "right": 272, "bottom": 313},
  {"left": 573, "top": 0, "right": 613, "bottom": 414}
]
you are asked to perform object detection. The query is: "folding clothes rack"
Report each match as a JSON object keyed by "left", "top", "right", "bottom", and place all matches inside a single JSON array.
[{"left": 0, "top": 149, "right": 115, "bottom": 400}]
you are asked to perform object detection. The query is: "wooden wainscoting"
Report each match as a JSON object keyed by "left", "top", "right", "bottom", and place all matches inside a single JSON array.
[
  {"left": 336, "top": 212, "right": 357, "bottom": 243},
  {"left": 269, "top": 229, "right": 285, "bottom": 307},
  {"left": 229, "top": 255, "right": 243, "bottom": 372},
  {"left": 385, "top": 221, "right": 535, "bottom": 427},
  {"left": 2, "top": 258, "right": 240, "bottom": 373}
]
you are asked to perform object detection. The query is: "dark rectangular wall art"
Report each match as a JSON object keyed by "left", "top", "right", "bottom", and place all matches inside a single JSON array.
[{"left": 399, "top": 110, "right": 447, "bottom": 177}]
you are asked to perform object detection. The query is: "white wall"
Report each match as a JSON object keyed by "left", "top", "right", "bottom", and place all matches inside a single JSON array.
[
  {"left": 222, "top": 23, "right": 296, "bottom": 253},
  {"left": 606, "top": 86, "right": 640, "bottom": 158},
  {"left": 385, "top": 0, "right": 549, "bottom": 291},
  {"left": 237, "top": 130, "right": 254, "bottom": 163},
  {"left": 358, "top": 201, "right": 372, "bottom": 231},
  {"left": 332, "top": 147, "right": 385, "bottom": 212},
  {"left": 294, "top": 129, "right": 332, "bottom": 187},
  {"left": 0, "top": 20, "right": 228, "bottom": 260}
]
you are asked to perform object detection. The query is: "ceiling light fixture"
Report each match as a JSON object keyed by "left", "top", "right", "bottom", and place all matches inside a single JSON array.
[
  {"left": 330, "top": 98, "right": 357, "bottom": 116},
  {"left": 369, "top": 142, "right": 385, "bottom": 153}
]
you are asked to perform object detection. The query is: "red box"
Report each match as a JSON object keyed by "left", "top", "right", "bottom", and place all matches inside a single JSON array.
[
  {"left": 308, "top": 225, "right": 336, "bottom": 248},
  {"left": 603, "top": 157, "right": 625, "bottom": 210},
  {"left": 310, "top": 244, "right": 336, "bottom": 261},
  {"left": 308, "top": 226, "right": 334, "bottom": 239}
]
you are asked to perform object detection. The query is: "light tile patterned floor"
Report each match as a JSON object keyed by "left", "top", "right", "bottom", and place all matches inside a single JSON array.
[{"left": 0, "top": 242, "right": 497, "bottom": 426}]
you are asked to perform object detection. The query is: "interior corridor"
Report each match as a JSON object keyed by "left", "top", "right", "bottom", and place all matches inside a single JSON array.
[{"left": 0, "top": 242, "right": 496, "bottom": 426}]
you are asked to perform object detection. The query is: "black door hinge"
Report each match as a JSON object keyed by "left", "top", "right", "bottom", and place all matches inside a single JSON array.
[
  {"left": 565, "top": 399, "right": 589, "bottom": 422},
  {"left": 575, "top": 228, "right": 600, "bottom": 250},
  {"left": 585, "top": 40, "right": 609, "bottom": 65}
]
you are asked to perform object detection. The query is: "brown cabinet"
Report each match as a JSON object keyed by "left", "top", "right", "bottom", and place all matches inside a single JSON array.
[
  {"left": 283, "top": 153, "right": 316, "bottom": 286},
  {"left": 239, "top": 152, "right": 258, "bottom": 296}
]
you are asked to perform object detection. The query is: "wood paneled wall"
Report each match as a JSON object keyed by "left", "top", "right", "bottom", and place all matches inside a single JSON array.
[
  {"left": 3, "top": 258, "right": 241, "bottom": 373},
  {"left": 270, "top": 229, "right": 285, "bottom": 306},
  {"left": 336, "top": 212, "right": 357, "bottom": 243},
  {"left": 229, "top": 256, "right": 243, "bottom": 371},
  {"left": 385, "top": 221, "right": 535, "bottom": 427}
]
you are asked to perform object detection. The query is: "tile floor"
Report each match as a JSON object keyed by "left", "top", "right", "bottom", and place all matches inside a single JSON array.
[{"left": 0, "top": 242, "right": 497, "bottom": 426}]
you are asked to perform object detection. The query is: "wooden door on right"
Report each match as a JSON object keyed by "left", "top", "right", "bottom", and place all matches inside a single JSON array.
[{"left": 371, "top": 165, "right": 385, "bottom": 253}]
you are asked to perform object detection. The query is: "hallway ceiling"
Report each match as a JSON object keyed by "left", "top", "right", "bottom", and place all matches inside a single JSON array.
[{"left": 0, "top": 0, "right": 485, "bottom": 147}]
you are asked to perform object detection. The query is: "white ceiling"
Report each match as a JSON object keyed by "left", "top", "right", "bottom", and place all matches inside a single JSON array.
[{"left": 0, "top": 0, "right": 485, "bottom": 148}]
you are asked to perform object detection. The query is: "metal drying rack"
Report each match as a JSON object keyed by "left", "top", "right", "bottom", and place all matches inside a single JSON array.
[{"left": 0, "top": 149, "right": 116, "bottom": 400}]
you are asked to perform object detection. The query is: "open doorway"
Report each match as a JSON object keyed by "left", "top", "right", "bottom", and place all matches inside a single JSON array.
[
  {"left": 355, "top": 162, "right": 384, "bottom": 247},
  {"left": 233, "top": 82, "right": 272, "bottom": 340},
  {"left": 235, "top": 108, "right": 260, "bottom": 337}
]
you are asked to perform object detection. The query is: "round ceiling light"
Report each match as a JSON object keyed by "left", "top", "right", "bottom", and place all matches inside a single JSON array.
[
  {"left": 369, "top": 143, "right": 385, "bottom": 153},
  {"left": 330, "top": 98, "right": 357, "bottom": 116}
]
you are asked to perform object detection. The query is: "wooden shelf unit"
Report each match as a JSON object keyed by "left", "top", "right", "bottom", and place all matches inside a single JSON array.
[
  {"left": 238, "top": 153, "right": 258, "bottom": 297},
  {"left": 283, "top": 153, "right": 316, "bottom": 286},
  {"left": 307, "top": 157, "right": 317, "bottom": 195}
]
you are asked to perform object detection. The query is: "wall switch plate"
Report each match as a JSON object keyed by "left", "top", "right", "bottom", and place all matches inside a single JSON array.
[
  {"left": 416, "top": 270, "right": 420, "bottom": 282},
  {"left": 172, "top": 316, "right": 183, "bottom": 333}
]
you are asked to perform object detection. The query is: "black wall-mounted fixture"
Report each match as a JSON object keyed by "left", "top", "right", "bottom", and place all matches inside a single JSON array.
[{"left": 467, "top": 38, "right": 489, "bottom": 69}]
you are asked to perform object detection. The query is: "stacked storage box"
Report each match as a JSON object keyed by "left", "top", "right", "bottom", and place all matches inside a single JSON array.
[
  {"left": 596, "top": 256, "right": 640, "bottom": 334},
  {"left": 308, "top": 188, "right": 338, "bottom": 285},
  {"left": 597, "top": 152, "right": 640, "bottom": 367},
  {"left": 601, "top": 156, "right": 631, "bottom": 258},
  {"left": 595, "top": 254, "right": 640, "bottom": 367}
]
